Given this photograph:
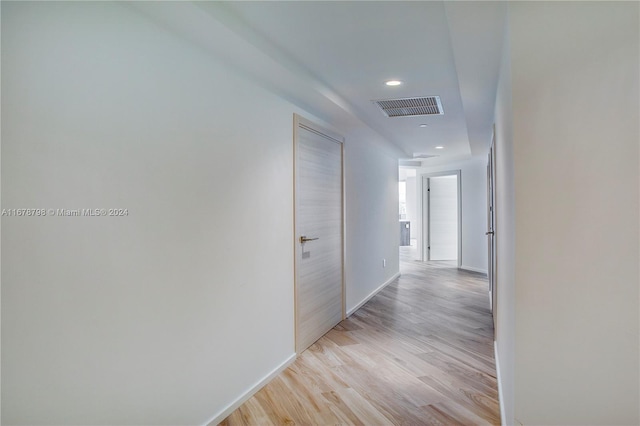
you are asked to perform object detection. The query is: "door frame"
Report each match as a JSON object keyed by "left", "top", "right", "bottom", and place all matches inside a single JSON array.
[
  {"left": 293, "top": 114, "right": 346, "bottom": 354},
  {"left": 420, "top": 170, "right": 462, "bottom": 266},
  {"left": 488, "top": 126, "right": 497, "bottom": 329}
]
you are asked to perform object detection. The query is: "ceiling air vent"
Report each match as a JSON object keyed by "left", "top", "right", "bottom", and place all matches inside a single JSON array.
[
  {"left": 374, "top": 96, "right": 444, "bottom": 117},
  {"left": 412, "top": 154, "right": 438, "bottom": 159}
]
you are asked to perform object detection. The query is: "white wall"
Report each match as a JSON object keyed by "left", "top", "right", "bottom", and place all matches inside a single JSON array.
[
  {"left": 494, "top": 2, "right": 639, "bottom": 424},
  {"left": 416, "top": 158, "right": 488, "bottom": 273},
  {"left": 1, "top": 3, "right": 400, "bottom": 425},
  {"left": 345, "top": 132, "right": 400, "bottom": 314},
  {"left": 493, "top": 11, "right": 516, "bottom": 425}
]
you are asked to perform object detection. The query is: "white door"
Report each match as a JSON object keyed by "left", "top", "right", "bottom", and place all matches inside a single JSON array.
[
  {"left": 294, "top": 115, "right": 344, "bottom": 353},
  {"left": 427, "top": 175, "right": 459, "bottom": 261}
]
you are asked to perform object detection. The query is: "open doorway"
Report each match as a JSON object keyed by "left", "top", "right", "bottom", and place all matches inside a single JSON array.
[
  {"left": 422, "top": 171, "right": 461, "bottom": 266},
  {"left": 399, "top": 167, "right": 418, "bottom": 259}
]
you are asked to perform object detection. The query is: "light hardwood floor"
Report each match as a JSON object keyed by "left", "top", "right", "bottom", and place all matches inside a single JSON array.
[{"left": 218, "top": 246, "right": 499, "bottom": 425}]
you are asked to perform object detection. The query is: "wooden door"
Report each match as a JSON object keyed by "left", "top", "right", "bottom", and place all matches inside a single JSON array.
[
  {"left": 294, "top": 115, "right": 344, "bottom": 353},
  {"left": 428, "top": 175, "right": 459, "bottom": 261},
  {"left": 422, "top": 172, "right": 461, "bottom": 263},
  {"left": 487, "top": 134, "right": 497, "bottom": 327}
]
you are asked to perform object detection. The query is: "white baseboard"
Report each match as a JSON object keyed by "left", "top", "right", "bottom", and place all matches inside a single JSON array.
[
  {"left": 494, "top": 340, "right": 507, "bottom": 426},
  {"left": 460, "top": 265, "right": 488, "bottom": 275},
  {"left": 346, "top": 272, "right": 400, "bottom": 317},
  {"left": 204, "top": 353, "right": 296, "bottom": 426}
]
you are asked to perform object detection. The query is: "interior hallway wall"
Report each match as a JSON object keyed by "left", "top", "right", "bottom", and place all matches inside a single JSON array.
[
  {"left": 345, "top": 133, "right": 400, "bottom": 314},
  {"left": 493, "top": 11, "right": 516, "bottom": 424},
  {"left": 1, "top": 3, "right": 401, "bottom": 424},
  {"left": 494, "top": 2, "right": 639, "bottom": 424}
]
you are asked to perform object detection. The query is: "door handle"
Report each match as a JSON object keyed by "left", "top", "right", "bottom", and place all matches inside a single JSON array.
[
  {"left": 300, "top": 236, "right": 319, "bottom": 243},
  {"left": 485, "top": 231, "right": 494, "bottom": 235}
]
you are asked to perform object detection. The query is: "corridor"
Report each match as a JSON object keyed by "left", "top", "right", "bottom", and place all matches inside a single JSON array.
[{"left": 220, "top": 250, "right": 499, "bottom": 425}]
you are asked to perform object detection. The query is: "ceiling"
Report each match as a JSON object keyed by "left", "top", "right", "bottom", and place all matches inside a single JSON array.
[{"left": 130, "top": 1, "right": 507, "bottom": 162}]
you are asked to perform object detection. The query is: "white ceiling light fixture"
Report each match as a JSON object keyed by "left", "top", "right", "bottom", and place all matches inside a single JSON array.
[
  {"left": 435, "top": 146, "right": 444, "bottom": 149},
  {"left": 385, "top": 80, "right": 403, "bottom": 86},
  {"left": 419, "top": 124, "right": 428, "bottom": 128}
]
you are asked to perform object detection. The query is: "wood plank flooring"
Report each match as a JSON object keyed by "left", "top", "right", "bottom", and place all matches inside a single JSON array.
[{"left": 218, "top": 247, "right": 499, "bottom": 425}]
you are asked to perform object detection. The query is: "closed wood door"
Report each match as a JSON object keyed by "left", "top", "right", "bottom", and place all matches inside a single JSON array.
[
  {"left": 428, "top": 175, "right": 459, "bottom": 261},
  {"left": 294, "top": 115, "right": 344, "bottom": 353},
  {"left": 423, "top": 172, "right": 461, "bottom": 262},
  {"left": 487, "top": 135, "right": 497, "bottom": 326}
]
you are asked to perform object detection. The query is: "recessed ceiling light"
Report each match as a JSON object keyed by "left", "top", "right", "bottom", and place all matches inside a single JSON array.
[
  {"left": 435, "top": 146, "right": 444, "bottom": 149},
  {"left": 419, "top": 124, "right": 428, "bottom": 128},
  {"left": 385, "top": 80, "right": 403, "bottom": 86}
]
